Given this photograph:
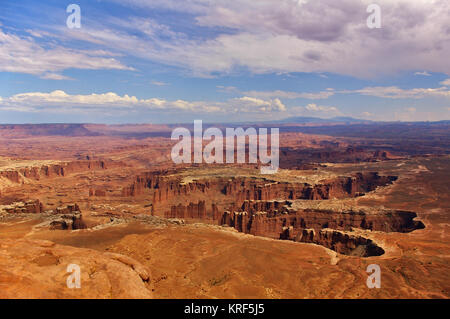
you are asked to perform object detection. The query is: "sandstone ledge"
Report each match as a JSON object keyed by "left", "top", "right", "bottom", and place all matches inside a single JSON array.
[{"left": 0, "top": 239, "right": 153, "bottom": 299}]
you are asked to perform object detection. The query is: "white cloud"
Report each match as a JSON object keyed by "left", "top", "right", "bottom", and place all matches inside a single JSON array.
[
  {"left": 216, "top": 86, "right": 239, "bottom": 94},
  {"left": 243, "top": 90, "right": 334, "bottom": 100},
  {"left": 0, "top": 29, "right": 133, "bottom": 78},
  {"left": 305, "top": 103, "right": 339, "bottom": 113},
  {"left": 101, "top": 0, "right": 450, "bottom": 78},
  {"left": 151, "top": 81, "right": 169, "bottom": 86},
  {"left": 241, "top": 84, "right": 450, "bottom": 102},
  {"left": 235, "top": 96, "right": 287, "bottom": 112},
  {"left": 288, "top": 103, "right": 342, "bottom": 118},
  {"left": 0, "top": 90, "right": 287, "bottom": 115},
  {"left": 414, "top": 71, "right": 432, "bottom": 76},
  {"left": 346, "top": 86, "right": 450, "bottom": 99},
  {"left": 440, "top": 79, "right": 450, "bottom": 87},
  {"left": 41, "top": 73, "right": 73, "bottom": 81},
  {"left": 3, "top": 1, "right": 450, "bottom": 79}
]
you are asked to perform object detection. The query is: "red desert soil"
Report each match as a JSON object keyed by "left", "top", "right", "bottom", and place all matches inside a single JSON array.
[{"left": 0, "top": 124, "right": 448, "bottom": 299}]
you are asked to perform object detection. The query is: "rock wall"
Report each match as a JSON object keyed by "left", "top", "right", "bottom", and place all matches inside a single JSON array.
[
  {"left": 0, "top": 199, "right": 44, "bottom": 214},
  {"left": 49, "top": 213, "right": 87, "bottom": 230},
  {"left": 222, "top": 173, "right": 397, "bottom": 202},
  {"left": 122, "top": 171, "right": 397, "bottom": 207},
  {"left": 280, "top": 227, "right": 385, "bottom": 257},
  {"left": 220, "top": 201, "right": 424, "bottom": 235},
  {"left": 0, "top": 160, "right": 113, "bottom": 184},
  {"left": 165, "top": 201, "right": 221, "bottom": 220},
  {"left": 121, "top": 170, "right": 213, "bottom": 201},
  {"left": 89, "top": 189, "right": 107, "bottom": 197}
]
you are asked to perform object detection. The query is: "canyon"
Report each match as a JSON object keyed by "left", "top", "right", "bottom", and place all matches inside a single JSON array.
[{"left": 0, "top": 123, "right": 448, "bottom": 299}]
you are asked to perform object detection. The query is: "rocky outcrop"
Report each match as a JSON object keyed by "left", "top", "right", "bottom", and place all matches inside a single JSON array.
[
  {"left": 213, "top": 200, "right": 425, "bottom": 256},
  {"left": 281, "top": 227, "right": 385, "bottom": 257},
  {"left": 0, "top": 199, "right": 43, "bottom": 214},
  {"left": 123, "top": 171, "right": 397, "bottom": 207},
  {"left": 124, "top": 170, "right": 408, "bottom": 257},
  {"left": 222, "top": 173, "right": 397, "bottom": 202},
  {"left": 49, "top": 213, "right": 87, "bottom": 230},
  {"left": 0, "top": 160, "right": 114, "bottom": 184},
  {"left": 0, "top": 239, "right": 153, "bottom": 298},
  {"left": 0, "top": 171, "right": 21, "bottom": 183},
  {"left": 165, "top": 201, "right": 221, "bottom": 220},
  {"left": 89, "top": 189, "right": 107, "bottom": 197},
  {"left": 220, "top": 200, "right": 425, "bottom": 234},
  {"left": 121, "top": 170, "right": 213, "bottom": 202},
  {"left": 280, "top": 147, "right": 396, "bottom": 169},
  {"left": 51, "top": 203, "right": 81, "bottom": 215},
  {"left": 46, "top": 204, "right": 87, "bottom": 230},
  {"left": 0, "top": 201, "right": 87, "bottom": 230}
]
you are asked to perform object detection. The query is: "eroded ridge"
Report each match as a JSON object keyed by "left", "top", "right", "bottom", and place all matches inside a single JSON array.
[
  {"left": 0, "top": 162, "right": 425, "bottom": 258},
  {"left": 155, "top": 170, "right": 424, "bottom": 257}
]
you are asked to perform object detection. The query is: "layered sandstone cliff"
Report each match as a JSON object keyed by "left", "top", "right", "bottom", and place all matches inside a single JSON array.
[
  {"left": 122, "top": 171, "right": 397, "bottom": 205},
  {"left": 0, "top": 199, "right": 43, "bottom": 214},
  {"left": 0, "top": 160, "right": 113, "bottom": 185}
]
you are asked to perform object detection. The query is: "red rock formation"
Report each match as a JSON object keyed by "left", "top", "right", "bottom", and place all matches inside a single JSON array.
[
  {"left": 221, "top": 173, "right": 397, "bottom": 202},
  {"left": 0, "top": 171, "right": 21, "bottom": 183},
  {"left": 89, "top": 189, "right": 107, "bottom": 197},
  {"left": 165, "top": 201, "right": 222, "bottom": 220},
  {"left": 280, "top": 146, "right": 396, "bottom": 169},
  {"left": 0, "top": 239, "right": 153, "bottom": 298},
  {"left": 121, "top": 170, "right": 220, "bottom": 212},
  {"left": 220, "top": 200, "right": 424, "bottom": 234},
  {"left": 0, "top": 160, "right": 114, "bottom": 184},
  {"left": 1, "top": 199, "right": 43, "bottom": 214},
  {"left": 213, "top": 200, "right": 424, "bottom": 256},
  {"left": 280, "top": 227, "right": 385, "bottom": 257},
  {"left": 49, "top": 213, "right": 86, "bottom": 230},
  {"left": 54, "top": 203, "right": 80, "bottom": 215}
]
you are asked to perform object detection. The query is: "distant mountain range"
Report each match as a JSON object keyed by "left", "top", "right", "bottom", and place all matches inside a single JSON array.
[{"left": 275, "top": 116, "right": 372, "bottom": 124}]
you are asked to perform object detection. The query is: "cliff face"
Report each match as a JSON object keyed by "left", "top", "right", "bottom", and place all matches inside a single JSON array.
[
  {"left": 279, "top": 146, "right": 396, "bottom": 169},
  {"left": 49, "top": 212, "right": 86, "bottom": 230},
  {"left": 164, "top": 199, "right": 424, "bottom": 257},
  {"left": 123, "top": 171, "right": 397, "bottom": 205},
  {"left": 220, "top": 200, "right": 424, "bottom": 234},
  {"left": 222, "top": 173, "right": 397, "bottom": 202},
  {"left": 121, "top": 170, "right": 207, "bottom": 199},
  {"left": 1, "top": 201, "right": 87, "bottom": 230},
  {"left": 281, "top": 227, "right": 385, "bottom": 257},
  {"left": 165, "top": 201, "right": 221, "bottom": 220},
  {"left": 125, "top": 169, "right": 416, "bottom": 257},
  {"left": 0, "top": 160, "right": 112, "bottom": 184},
  {"left": 0, "top": 199, "right": 43, "bottom": 214},
  {"left": 89, "top": 189, "right": 107, "bottom": 197}
]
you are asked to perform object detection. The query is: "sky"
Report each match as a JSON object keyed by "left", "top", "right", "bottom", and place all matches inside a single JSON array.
[{"left": 0, "top": 0, "right": 449, "bottom": 124}]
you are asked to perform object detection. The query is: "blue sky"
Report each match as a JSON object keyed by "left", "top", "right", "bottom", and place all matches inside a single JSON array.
[{"left": 0, "top": 0, "right": 449, "bottom": 123}]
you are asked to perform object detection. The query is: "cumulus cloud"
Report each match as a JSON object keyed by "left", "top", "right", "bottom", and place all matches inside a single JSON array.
[
  {"left": 305, "top": 103, "right": 339, "bottom": 113},
  {"left": 0, "top": 90, "right": 287, "bottom": 115},
  {"left": 440, "top": 79, "right": 450, "bottom": 87},
  {"left": 234, "top": 97, "right": 287, "bottom": 112},
  {"left": 243, "top": 90, "right": 335, "bottom": 100},
  {"left": 289, "top": 103, "right": 342, "bottom": 118}
]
